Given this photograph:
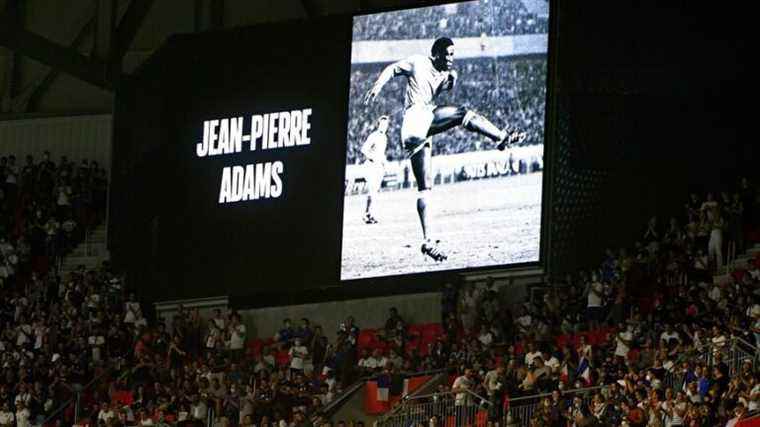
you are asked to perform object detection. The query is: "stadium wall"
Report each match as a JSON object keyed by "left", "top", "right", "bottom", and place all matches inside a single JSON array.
[
  {"left": 0, "top": 114, "right": 112, "bottom": 168},
  {"left": 237, "top": 292, "right": 441, "bottom": 341}
]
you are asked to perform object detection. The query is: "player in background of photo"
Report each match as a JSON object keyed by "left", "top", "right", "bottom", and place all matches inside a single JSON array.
[
  {"left": 360, "top": 116, "right": 390, "bottom": 224},
  {"left": 364, "top": 37, "right": 526, "bottom": 262}
]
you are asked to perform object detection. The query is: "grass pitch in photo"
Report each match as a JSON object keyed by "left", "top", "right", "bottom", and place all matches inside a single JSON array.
[{"left": 341, "top": 0, "right": 549, "bottom": 280}]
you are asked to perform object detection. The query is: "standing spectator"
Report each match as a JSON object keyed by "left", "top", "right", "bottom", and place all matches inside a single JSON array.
[
  {"left": 14, "top": 401, "right": 30, "bottom": 427},
  {"left": 452, "top": 368, "right": 475, "bottom": 427},
  {"left": 483, "top": 364, "right": 504, "bottom": 422},
  {"left": 707, "top": 207, "right": 724, "bottom": 271},
  {"left": 227, "top": 314, "right": 247, "bottom": 362},
  {"left": 585, "top": 273, "right": 604, "bottom": 330},
  {"left": 0, "top": 403, "right": 14, "bottom": 427},
  {"left": 206, "top": 319, "right": 222, "bottom": 355},
  {"left": 289, "top": 338, "right": 309, "bottom": 376}
]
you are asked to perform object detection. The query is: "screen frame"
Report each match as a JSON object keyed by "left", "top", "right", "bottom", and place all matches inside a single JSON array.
[{"left": 337, "top": 0, "right": 559, "bottom": 286}]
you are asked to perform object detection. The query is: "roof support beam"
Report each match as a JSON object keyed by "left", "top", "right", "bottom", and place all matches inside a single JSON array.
[
  {"left": 0, "top": 8, "right": 109, "bottom": 90},
  {"left": 112, "top": 0, "right": 155, "bottom": 67},
  {"left": 25, "top": 15, "right": 97, "bottom": 112}
]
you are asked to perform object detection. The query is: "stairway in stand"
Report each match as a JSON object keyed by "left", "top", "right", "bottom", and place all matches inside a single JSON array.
[{"left": 58, "top": 224, "right": 110, "bottom": 276}]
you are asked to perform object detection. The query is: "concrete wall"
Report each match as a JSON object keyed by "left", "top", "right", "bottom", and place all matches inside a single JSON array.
[
  {"left": 238, "top": 292, "right": 442, "bottom": 341},
  {"left": 0, "top": 114, "right": 112, "bottom": 167}
]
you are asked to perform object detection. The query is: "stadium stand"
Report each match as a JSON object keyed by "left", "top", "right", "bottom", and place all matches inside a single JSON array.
[
  {"left": 379, "top": 181, "right": 760, "bottom": 426},
  {"left": 1, "top": 150, "right": 758, "bottom": 427}
]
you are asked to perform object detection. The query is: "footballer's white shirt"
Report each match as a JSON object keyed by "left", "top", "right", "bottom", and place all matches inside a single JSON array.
[
  {"left": 361, "top": 131, "right": 388, "bottom": 163},
  {"left": 390, "top": 55, "right": 453, "bottom": 109}
]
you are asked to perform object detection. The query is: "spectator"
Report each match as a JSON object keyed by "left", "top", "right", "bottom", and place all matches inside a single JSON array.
[{"left": 289, "top": 338, "right": 309, "bottom": 375}]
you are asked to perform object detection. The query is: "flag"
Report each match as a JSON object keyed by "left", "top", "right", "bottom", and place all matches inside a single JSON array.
[
  {"left": 576, "top": 357, "right": 592, "bottom": 386},
  {"left": 559, "top": 363, "right": 569, "bottom": 384},
  {"left": 377, "top": 374, "right": 391, "bottom": 402},
  {"left": 364, "top": 381, "right": 391, "bottom": 414}
]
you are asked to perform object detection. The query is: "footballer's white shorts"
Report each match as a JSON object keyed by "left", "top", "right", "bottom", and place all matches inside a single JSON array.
[
  {"left": 363, "top": 160, "right": 384, "bottom": 194},
  {"left": 401, "top": 104, "right": 435, "bottom": 157}
]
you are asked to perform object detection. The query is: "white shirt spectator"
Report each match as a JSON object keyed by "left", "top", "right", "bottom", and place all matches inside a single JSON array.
[
  {"left": 14, "top": 392, "right": 31, "bottom": 407},
  {"left": 289, "top": 344, "right": 308, "bottom": 370},
  {"left": 524, "top": 351, "right": 542, "bottom": 368},
  {"left": 33, "top": 324, "right": 46, "bottom": 350},
  {"left": 98, "top": 408, "right": 116, "bottom": 423},
  {"left": 708, "top": 285, "right": 722, "bottom": 302},
  {"left": 478, "top": 330, "right": 493, "bottom": 347},
  {"left": 587, "top": 281, "right": 603, "bottom": 307},
  {"left": 124, "top": 301, "right": 140, "bottom": 323},
  {"left": 213, "top": 316, "right": 226, "bottom": 331},
  {"left": 89, "top": 335, "right": 106, "bottom": 362},
  {"left": 517, "top": 314, "right": 532, "bottom": 329},
  {"left": 15, "top": 407, "right": 30, "bottom": 427},
  {"left": 16, "top": 323, "right": 32, "bottom": 347},
  {"left": 373, "top": 355, "right": 388, "bottom": 369},
  {"left": 749, "top": 384, "right": 760, "bottom": 411},
  {"left": 134, "top": 311, "right": 148, "bottom": 329},
  {"left": 544, "top": 355, "right": 561, "bottom": 372},
  {"left": 750, "top": 266, "right": 760, "bottom": 281},
  {"left": 358, "top": 356, "right": 374, "bottom": 370},
  {"left": 206, "top": 327, "right": 221, "bottom": 349},
  {"left": 191, "top": 400, "right": 208, "bottom": 420},
  {"left": 615, "top": 330, "right": 633, "bottom": 358},
  {"left": 0, "top": 409, "right": 14, "bottom": 426},
  {"left": 452, "top": 374, "right": 473, "bottom": 406},
  {"left": 660, "top": 331, "right": 681, "bottom": 346},
  {"left": 229, "top": 324, "right": 246, "bottom": 350},
  {"left": 712, "top": 333, "right": 727, "bottom": 354}
]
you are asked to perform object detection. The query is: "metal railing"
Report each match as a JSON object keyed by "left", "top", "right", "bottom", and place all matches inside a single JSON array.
[
  {"left": 378, "top": 389, "right": 491, "bottom": 427},
  {"left": 40, "top": 365, "right": 119, "bottom": 427},
  {"left": 502, "top": 385, "right": 603, "bottom": 426},
  {"left": 375, "top": 369, "right": 449, "bottom": 424},
  {"left": 378, "top": 335, "right": 758, "bottom": 427}
]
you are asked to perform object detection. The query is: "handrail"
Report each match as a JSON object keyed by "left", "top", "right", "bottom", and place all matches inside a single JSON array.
[
  {"left": 403, "top": 388, "right": 491, "bottom": 406},
  {"left": 41, "top": 364, "right": 121, "bottom": 426},
  {"left": 377, "top": 371, "right": 449, "bottom": 424},
  {"left": 733, "top": 335, "right": 756, "bottom": 352},
  {"left": 506, "top": 385, "right": 604, "bottom": 404},
  {"left": 308, "top": 369, "right": 446, "bottom": 424},
  {"left": 40, "top": 397, "right": 76, "bottom": 426}
]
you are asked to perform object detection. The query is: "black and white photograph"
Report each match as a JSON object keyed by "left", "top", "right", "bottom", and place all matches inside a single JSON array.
[{"left": 341, "top": 0, "right": 549, "bottom": 280}]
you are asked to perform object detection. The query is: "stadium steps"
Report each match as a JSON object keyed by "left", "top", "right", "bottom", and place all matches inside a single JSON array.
[{"left": 59, "top": 224, "right": 110, "bottom": 275}]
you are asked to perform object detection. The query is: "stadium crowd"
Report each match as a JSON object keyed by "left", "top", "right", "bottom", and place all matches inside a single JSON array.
[
  {"left": 398, "top": 179, "right": 760, "bottom": 426},
  {"left": 0, "top": 151, "right": 108, "bottom": 276},
  {"left": 352, "top": 1, "right": 548, "bottom": 41},
  {"left": 2, "top": 151, "right": 759, "bottom": 427},
  {"left": 346, "top": 57, "right": 546, "bottom": 165},
  {"left": 0, "top": 151, "right": 115, "bottom": 426}
]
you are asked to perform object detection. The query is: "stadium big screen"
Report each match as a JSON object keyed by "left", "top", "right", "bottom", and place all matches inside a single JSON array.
[
  {"left": 121, "top": 0, "right": 551, "bottom": 300},
  {"left": 340, "top": 1, "right": 549, "bottom": 280}
]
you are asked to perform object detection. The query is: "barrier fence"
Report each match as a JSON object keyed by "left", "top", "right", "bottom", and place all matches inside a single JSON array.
[
  {"left": 378, "top": 390, "right": 491, "bottom": 427},
  {"left": 378, "top": 336, "right": 758, "bottom": 427}
]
